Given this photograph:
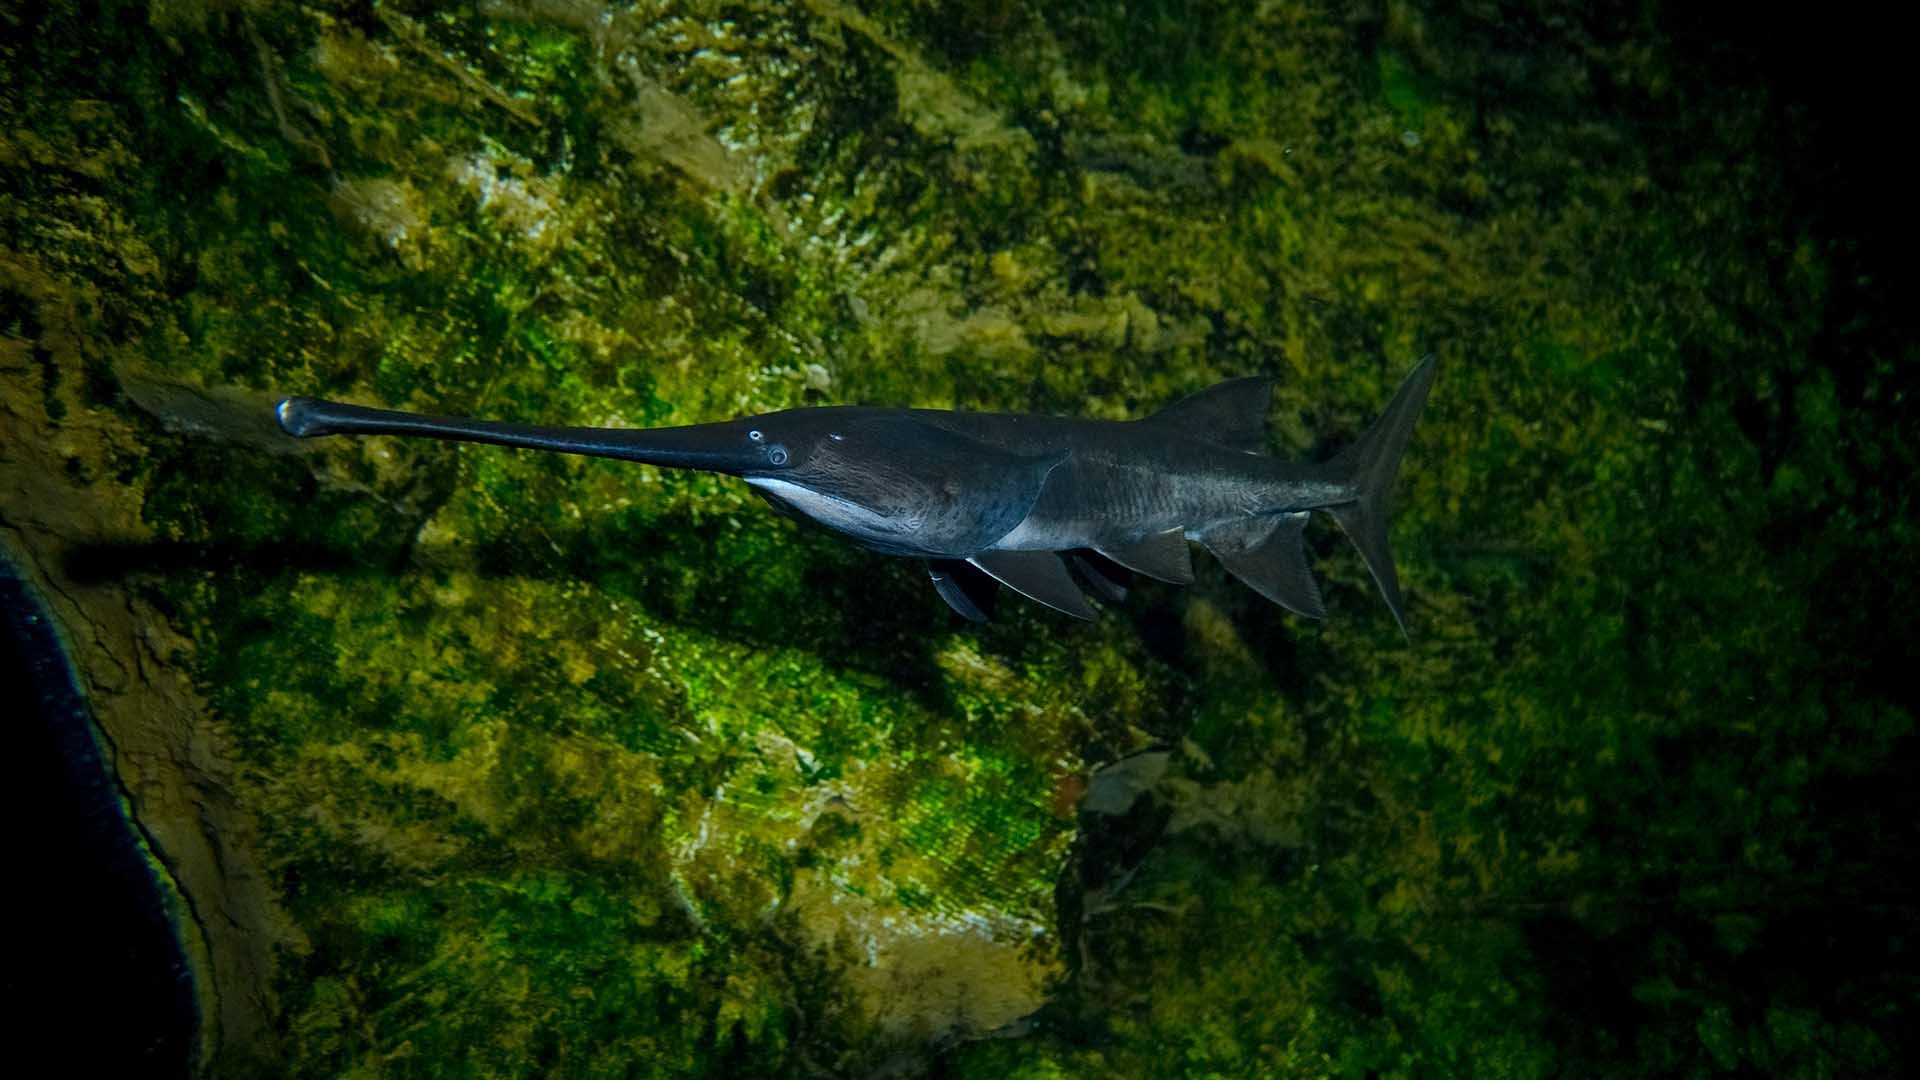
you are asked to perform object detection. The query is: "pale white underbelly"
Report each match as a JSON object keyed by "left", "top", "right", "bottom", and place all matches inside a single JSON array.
[
  {"left": 985, "top": 516, "right": 1078, "bottom": 552},
  {"left": 987, "top": 513, "right": 1213, "bottom": 552}
]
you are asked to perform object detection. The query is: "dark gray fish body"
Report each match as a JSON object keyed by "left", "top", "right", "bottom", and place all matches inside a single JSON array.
[{"left": 275, "top": 356, "right": 1435, "bottom": 631}]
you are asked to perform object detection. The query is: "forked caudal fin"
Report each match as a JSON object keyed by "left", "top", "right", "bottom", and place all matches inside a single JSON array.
[{"left": 1325, "top": 354, "right": 1437, "bottom": 638}]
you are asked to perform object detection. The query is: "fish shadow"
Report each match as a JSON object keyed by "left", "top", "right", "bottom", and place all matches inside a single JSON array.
[{"left": 59, "top": 511, "right": 964, "bottom": 713}]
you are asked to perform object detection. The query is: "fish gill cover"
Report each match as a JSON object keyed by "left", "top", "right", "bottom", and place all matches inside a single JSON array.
[{"left": 0, "top": 1, "right": 1914, "bottom": 1076}]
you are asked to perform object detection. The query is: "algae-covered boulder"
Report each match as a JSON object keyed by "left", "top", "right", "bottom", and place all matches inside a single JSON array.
[{"left": 2, "top": 1, "right": 1913, "bottom": 1076}]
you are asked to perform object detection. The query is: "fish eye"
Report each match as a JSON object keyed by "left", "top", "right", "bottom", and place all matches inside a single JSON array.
[
  {"left": 767, "top": 445, "right": 789, "bottom": 466},
  {"left": 748, "top": 430, "right": 764, "bottom": 442}
]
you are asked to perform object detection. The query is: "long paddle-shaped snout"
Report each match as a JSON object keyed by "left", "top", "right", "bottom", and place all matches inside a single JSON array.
[{"left": 275, "top": 396, "right": 773, "bottom": 474}]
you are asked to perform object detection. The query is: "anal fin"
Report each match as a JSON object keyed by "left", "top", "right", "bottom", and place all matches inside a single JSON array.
[
  {"left": 1095, "top": 526, "right": 1195, "bottom": 584},
  {"left": 1199, "top": 513, "right": 1325, "bottom": 618},
  {"left": 927, "top": 559, "right": 997, "bottom": 622},
  {"left": 968, "top": 550, "right": 1097, "bottom": 620}
]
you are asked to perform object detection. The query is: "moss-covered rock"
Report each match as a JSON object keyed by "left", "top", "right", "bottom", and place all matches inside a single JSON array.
[{"left": 2, "top": 1, "right": 1913, "bottom": 1076}]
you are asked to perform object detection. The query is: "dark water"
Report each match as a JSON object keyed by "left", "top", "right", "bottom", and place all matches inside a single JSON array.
[{"left": 2, "top": 557, "right": 196, "bottom": 1076}]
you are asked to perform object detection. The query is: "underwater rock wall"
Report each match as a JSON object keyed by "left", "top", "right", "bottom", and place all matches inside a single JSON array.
[{"left": 2, "top": 1, "right": 1914, "bottom": 1076}]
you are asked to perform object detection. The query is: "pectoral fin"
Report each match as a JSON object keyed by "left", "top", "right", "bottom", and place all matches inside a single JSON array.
[
  {"left": 927, "top": 559, "right": 997, "bottom": 622},
  {"left": 968, "top": 550, "right": 1097, "bottom": 620},
  {"left": 1199, "top": 513, "right": 1325, "bottom": 618},
  {"left": 1096, "top": 526, "right": 1195, "bottom": 584}
]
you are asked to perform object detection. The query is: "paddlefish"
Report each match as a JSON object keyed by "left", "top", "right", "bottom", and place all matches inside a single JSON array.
[{"left": 275, "top": 356, "right": 1436, "bottom": 630}]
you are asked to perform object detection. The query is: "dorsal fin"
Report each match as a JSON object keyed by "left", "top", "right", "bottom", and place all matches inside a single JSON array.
[
  {"left": 1147, "top": 376, "right": 1276, "bottom": 455},
  {"left": 1198, "top": 512, "right": 1325, "bottom": 618},
  {"left": 1095, "top": 526, "right": 1195, "bottom": 584},
  {"left": 968, "top": 550, "right": 1097, "bottom": 620}
]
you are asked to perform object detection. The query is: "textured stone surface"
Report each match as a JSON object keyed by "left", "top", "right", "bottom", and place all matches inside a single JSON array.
[{"left": 2, "top": 2, "right": 1913, "bottom": 1076}]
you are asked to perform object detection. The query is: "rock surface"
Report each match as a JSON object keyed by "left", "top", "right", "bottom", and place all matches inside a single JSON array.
[{"left": 2, "top": 2, "right": 1914, "bottom": 1076}]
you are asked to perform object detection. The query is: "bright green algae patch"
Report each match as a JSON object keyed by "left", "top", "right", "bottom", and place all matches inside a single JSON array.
[{"left": 4, "top": 0, "right": 1916, "bottom": 1076}]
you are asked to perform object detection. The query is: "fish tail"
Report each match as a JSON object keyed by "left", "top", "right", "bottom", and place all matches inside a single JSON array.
[{"left": 1325, "top": 354, "right": 1437, "bottom": 638}]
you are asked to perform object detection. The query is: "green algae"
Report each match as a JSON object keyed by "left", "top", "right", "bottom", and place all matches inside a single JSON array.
[{"left": 4, "top": 0, "right": 1916, "bottom": 1076}]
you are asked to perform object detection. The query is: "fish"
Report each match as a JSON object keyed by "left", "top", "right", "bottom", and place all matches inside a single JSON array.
[{"left": 275, "top": 355, "right": 1435, "bottom": 631}]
